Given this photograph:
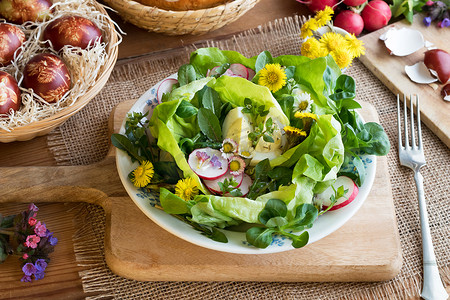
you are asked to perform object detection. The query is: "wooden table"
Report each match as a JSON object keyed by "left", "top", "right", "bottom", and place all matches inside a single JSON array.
[{"left": 0, "top": 0, "right": 308, "bottom": 298}]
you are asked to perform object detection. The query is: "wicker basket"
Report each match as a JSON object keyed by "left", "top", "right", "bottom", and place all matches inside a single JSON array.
[
  {"left": 102, "top": 0, "right": 261, "bottom": 35},
  {"left": 0, "top": 1, "right": 119, "bottom": 143}
]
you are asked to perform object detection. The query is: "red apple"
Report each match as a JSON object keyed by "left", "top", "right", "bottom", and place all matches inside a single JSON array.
[
  {"left": 0, "top": 71, "right": 21, "bottom": 115},
  {"left": 23, "top": 53, "right": 71, "bottom": 103},
  {"left": 315, "top": 176, "right": 359, "bottom": 211},
  {"left": 424, "top": 49, "right": 450, "bottom": 84},
  {"left": 0, "top": 23, "right": 26, "bottom": 66},
  {"left": 43, "top": 15, "right": 103, "bottom": 51}
]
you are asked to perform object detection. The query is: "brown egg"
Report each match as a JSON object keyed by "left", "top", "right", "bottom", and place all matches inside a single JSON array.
[
  {"left": 0, "top": 71, "right": 21, "bottom": 115},
  {"left": 23, "top": 53, "right": 71, "bottom": 103},
  {"left": 43, "top": 15, "right": 102, "bottom": 51},
  {"left": 424, "top": 49, "right": 450, "bottom": 84},
  {"left": 0, "top": 0, "right": 52, "bottom": 24},
  {"left": 0, "top": 23, "right": 26, "bottom": 66}
]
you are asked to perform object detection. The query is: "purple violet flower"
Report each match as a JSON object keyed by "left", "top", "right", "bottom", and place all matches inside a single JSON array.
[
  {"left": 22, "top": 263, "right": 37, "bottom": 276},
  {"left": 34, "top": 271, "right": 45, "bottom": 280},
  {"left": 209, "top": 155, "right": 222, "bottom": 168},
  {"left": 49, "top": 236, "right": 58, "bottom": 246},
  {"left": 28, "top": 203, "right": 39, "bottom": 212},
  {"left": 47, "top": 232, "right": 58, "bottom": 246},
  {"left": 20, "top": 275, "right": 32, "bottom": 283},
  {"left": 34, "top": 221, "right": 47, "bottom": 237},
  {"left": 423, "top": 16, "right": 432, "bottom": 26},
  {"left": 196, "top": 151, "right": 210, "bottom": 162},
  {"left": 35, "top": 259, "right": 48, "bottom": 273},
  {"left": 440, "top": 18, "right": 450, "bottom": 27}
]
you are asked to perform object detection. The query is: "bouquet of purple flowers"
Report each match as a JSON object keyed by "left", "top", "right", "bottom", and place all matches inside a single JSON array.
[{"left": 0, "top": 203, "right": 57, "bottom": 282}]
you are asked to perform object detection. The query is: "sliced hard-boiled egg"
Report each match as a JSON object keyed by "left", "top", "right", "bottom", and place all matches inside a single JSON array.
[
  {"left": 405, "top": 62, "right": 439, "bottom": 84},
  {"left": 383, "top": 28, "right": 425, "bottom": 56},
  {"left": 222, "top": 107, "right": 254, "bottom": 155},
  {"left": 250, "top": 107, "right": 287, "bottom": 166}
]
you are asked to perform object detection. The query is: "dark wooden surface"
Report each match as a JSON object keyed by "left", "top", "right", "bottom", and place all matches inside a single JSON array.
[{"left": 0, "top": 1, "right": 309, "bottom": 298}]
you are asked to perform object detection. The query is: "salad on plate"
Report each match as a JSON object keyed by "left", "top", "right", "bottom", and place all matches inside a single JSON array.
[{"left": 112, "top": 47, "right": 390, "bottom": 251}]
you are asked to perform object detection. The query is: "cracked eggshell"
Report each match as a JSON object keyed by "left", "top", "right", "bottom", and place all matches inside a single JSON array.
[
  {"left": 384, "top": 28, "right": 425, "bottom": 56},
  {"left": 405, "top": 62, "right": 438, "bottom": 84}
]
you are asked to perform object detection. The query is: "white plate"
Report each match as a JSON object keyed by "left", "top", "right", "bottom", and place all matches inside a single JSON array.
[{"left": 116, "top": 75, "right": 377, "bottom": 254}]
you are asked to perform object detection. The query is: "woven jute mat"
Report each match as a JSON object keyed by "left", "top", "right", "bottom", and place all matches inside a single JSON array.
[{"left": 47, "top": 15, "right": 450, "bottom": 299}]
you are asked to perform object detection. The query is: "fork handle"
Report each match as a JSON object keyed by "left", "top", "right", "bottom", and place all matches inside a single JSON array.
[{"left": 414, "top": 171, "right": 449, "bottom": 300}]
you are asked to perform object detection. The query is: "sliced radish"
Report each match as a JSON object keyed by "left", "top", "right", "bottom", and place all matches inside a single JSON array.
[
  {"left": 239, "top": 174, "right": 252, "bottom": 197},
  {"left": 315, "top": 176, "right": 359, "bottom": 211},
  {"left": 188, "top": 148, "right": 228, "bottom": 180},
  {"left": 247, "top": 68, "right": 256, "bottom": 80},
  {"left": 203, "top": 169, "right": 244, "bottom": 194},
  {"left": 157, "top": 78, "right": 178, "bottom": 102},
  {"left": 229, "top": 64, "right": 248, "bottom": 78}
]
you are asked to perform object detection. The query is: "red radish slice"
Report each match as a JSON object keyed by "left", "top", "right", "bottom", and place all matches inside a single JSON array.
[
  {"left": 203, "top": 169, "right": 244, "bottom": 194},
  {"left": 188, "top": 148, "right": 228, "bottom": 180},
  {"left": 315, "top": 176, "right": 359, "bottom": 211},
  {"left": 229, "top": 64, "right": 248, "bottom": 78},
  {"left": 238, "top": 174, "right": 252, "bottom": 197},
  {"left": 157, "top": 78, "right": 178, "bottom": 102},
  {"left": 247, "top": 68, "right": 256, "bottom": 80}
]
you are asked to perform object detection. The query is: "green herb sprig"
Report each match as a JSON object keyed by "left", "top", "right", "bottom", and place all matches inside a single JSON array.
[
  {"left": 246, "top": 200, "right": 318, "bottom": 249},
  {"left": 218, "top": 178, "right": 243, "bottom": 197}
]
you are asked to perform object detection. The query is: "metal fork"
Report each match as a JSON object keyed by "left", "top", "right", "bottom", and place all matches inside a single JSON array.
[{"left": 397, "top": 94, "right": 449, "bottom": 300}]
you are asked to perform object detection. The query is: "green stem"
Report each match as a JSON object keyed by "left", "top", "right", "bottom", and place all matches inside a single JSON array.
[{"left": 0, "top": 229, "right": 15, "bottom": 236}]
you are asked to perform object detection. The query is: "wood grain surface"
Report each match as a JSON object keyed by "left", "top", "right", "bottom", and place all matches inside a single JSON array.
[
  {"left": 359, "top": 14, "right": 450, "bottom": 148},
  {"left": 0, "top": 99, "right": 403, "bottom": 283}
]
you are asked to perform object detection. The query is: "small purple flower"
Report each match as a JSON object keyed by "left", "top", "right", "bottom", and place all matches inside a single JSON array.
[
  {"left": 423, "top": 16, "right": 432, "bottom": 26},
  {"left": 20, "top": 275, "right": 32, "bottom": 282},
  {"left": 49, "top": 236, "right": 58, "bottom": 246},
  {"left": 196, "top": 151, "right": 210, "bottom": 163},
  {"left": 426, "top": 0, "right": 434, "bottom": 5},
  {"left": 35, "top": 259, "right": 48, "bottom": 273},
  {"left": 209, "top": 155, "right": 222, "bottom": 168},
  {"left": 34, "top": 271, "right": 45, "bottom": 280},
  {"left": 28, "top": 203, "right": 39, "bottom": 212},
  {"left": 47, "top": 232, "right": 58, "bottom": 246},
  {"left": 34, "top": 221, "right": 47, "bottom": 237},
  {"left": 440, "top": 18, "right": 450, "bottom": 27},
  {"left": 22, "top": 263, "right": 37, "bottom": 276}
]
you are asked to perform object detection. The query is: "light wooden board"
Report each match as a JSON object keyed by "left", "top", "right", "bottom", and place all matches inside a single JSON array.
[
  {"left": 0, "top": 100, "right": 402, "bottom": 282},
  {"left": 359, "top": 14, "right": 450, "bottom": 148}
]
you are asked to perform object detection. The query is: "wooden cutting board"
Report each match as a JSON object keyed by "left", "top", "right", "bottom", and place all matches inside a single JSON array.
[
  {"left": 359, "top": 14, "right": 450, "bottom": 148},
  {"left": 0, "top": 100, "right": 402, "bottom": 282}
]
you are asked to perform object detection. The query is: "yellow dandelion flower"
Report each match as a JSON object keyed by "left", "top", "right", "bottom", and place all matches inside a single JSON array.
[
  {"left": 258, "top": 63, "right": 287, "bottom": 93},
  {"left": 345, "top": 33, "right": 366, "bottom": 58},
  {"left": 314, "top": 6, "right": 334, "bottom": 27},
  {"left": 294, "top": 111, "right": 318, "bottom": 121},
  {"left": 284, "top": 126, "right": 307, "bottom": 137},
  {"left": 319, "top": 32, "right": 347, "bottom": 53},
  {"left": 330, "top": 48, "right": 353, "bottom": 69},
  {"left": 301, "top": 38, "right": 327, "bottom": 59},
  {"left": 130, "top": 161, "right": 154, "bottom": 188},
  {"left": 300, "top": 18, "right": 319, "bottom": 39},
  {"left": 175, "top": 177, "right": 199, "bottom": 201}
]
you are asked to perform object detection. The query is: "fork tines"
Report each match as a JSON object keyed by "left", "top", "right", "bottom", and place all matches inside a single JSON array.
[{"left": 397, "top": 94, "right": 422, "bottom": 150}]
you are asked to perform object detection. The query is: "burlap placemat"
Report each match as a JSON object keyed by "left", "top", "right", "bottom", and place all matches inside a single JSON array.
[{"left": 47, "top": 16, "right": 450, "bottom": 299}]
